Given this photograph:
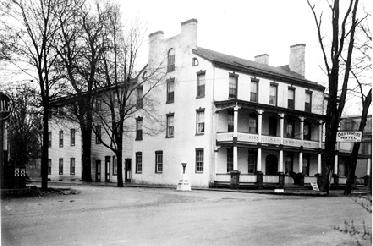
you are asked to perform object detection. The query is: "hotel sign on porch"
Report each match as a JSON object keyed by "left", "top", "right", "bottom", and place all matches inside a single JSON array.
[{"left": 336, "top": 131, "right": 362, "bottom": 142}]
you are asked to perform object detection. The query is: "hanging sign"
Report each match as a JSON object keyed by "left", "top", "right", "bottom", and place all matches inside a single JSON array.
[{"left": 336, "top": 131, "right": 362, "bottom": 142}]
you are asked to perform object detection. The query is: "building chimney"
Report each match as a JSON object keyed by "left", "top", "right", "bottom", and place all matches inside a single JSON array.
[
  {"left": 289, "top": 44, "right": 305, "bottom": 77},
  {"left": 254, "top": 54, "right": 269, "bottom": 65},
  {"left": 180, "top": 18, "right": 197, "bottom": 49}
]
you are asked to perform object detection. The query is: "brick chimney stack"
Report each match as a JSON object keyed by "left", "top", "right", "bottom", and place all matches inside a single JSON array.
[
  {"left": 289, "top": 44, "right": 306, "bottom": 77},
  {"left": 254, "top": 54, "right": 269, "bottom": 65}
]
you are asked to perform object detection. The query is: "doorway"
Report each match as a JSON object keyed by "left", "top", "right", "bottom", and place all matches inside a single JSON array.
[
  {"left": 95, "top": 160, "right": 101, "bottom": 182},
  {"left": 265, "top": 154, "right": 278, "bottom": 175},
  {"left": 268, "top": 116, "right": 278, "bottom": 136},
  {"left": 105, "top": 156, "right": 110, "bottom": 182},
  {"left": 125, "top": 159, "right": 132, "bottom": 183}
]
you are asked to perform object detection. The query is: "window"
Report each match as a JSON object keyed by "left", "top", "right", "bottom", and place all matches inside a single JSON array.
[
  {"left": 192, "top": 57, "right": 199, "bottom": 66},
  {"left": 303, "top": 122, "right": 311, "bottom": 140},
  {"left": 70, "top": 158, "right": 75, "bottom": 176},
  {"left": 229, "top": 73, "right": 238, "bottom": 99},
  {"left": 227, "top": 110, "right": 234, "bottom": 132},
  {"left": 227, "top": 148, "right": 233, "bottom": 172},
  {"left": 71, "top": 129, "right": 75, "bottom": 146},
  {"left": 269, "top": 83, "right": 278, "bottom": 106},
  {"left": 95, "top": 126, "right": 101, "bottom": 144},
  {"left": 305, "top": 91, "right": 312, "bottom": 112},
  {"left": 136, "top": 117, "right": 143, "bottom": 140},
  {"left": 155, "top": 151, "right": 163, "bottom": 173},
  {"left": 59, "top": 158, "right": 63, "bottom": 175},
  {"left": 59, "top": 130, "right": 63, "bottom": 148},
  {"left": 136, "top": 152, "right": 142, "bottom": 173},
  {"left": 166, "top": 78, "right": 175, "bottom": 103},
  {"left": 95, "top": 99, "right": 102, "bottom": 111},
  {"left": 197, "top": 71, "right": 205, "bottom": 98},
  {"left": 248, "top": 150, "right": 257, "bottom": 174},
  {"left": 48, "top": 159, "right": 51, "bottom": 175},
  {"left": 137, "top": 86, "right": 143, "bottom": 109},
  {"left": 48, "top": 132, "right": 52, "bottom": 148},
  {"left": 112, "top": 156, "right": 117, "bottom": 176},
  {"left": 166, "top": 114, "right": 174, "bottom": 138},
  {"left": 288, "top": 87, "right": 295, "bottom": 109},
  {"left": 248, "top": 113, "right": 258, "bottom": 134},
  {"left": 285, "top": 154, "right": 293, "bottom": 175},
  {"left": 286, "top": 118, "right": 295, "bottom": 138},
  {"left": 167, "top": 48, "right": 175, "bottom": 72},
  {"left": 268, "top": 116, "right": 278, "bottom": 136},
  {"left": 196, "top": 109, "right": 205, "bottom": 135},
  {"left": 195, "top": 148, "right": 204, "bottom": 173},
  {"left": 250, "top": 78, "right": 258, "bottom": 103}
]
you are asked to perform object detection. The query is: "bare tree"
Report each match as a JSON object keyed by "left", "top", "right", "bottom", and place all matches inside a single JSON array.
[
  {"left": 307, "top": 0, "right": 365, "bottom": 193},
  {"left": 92, "top": 5, "right": 165, "bottom": 187},
  {"left": 0, "top": 0, "right": 72, "bottom": 190}
]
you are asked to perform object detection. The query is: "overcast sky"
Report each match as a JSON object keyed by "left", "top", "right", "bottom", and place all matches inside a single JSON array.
[{"left": 120, "top": 0, "right": 371, "bottom": 115}]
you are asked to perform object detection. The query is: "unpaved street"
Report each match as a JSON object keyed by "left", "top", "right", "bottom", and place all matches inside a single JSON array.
[{"left": 1, "top": 186, "right": 371, "bottom": 246}]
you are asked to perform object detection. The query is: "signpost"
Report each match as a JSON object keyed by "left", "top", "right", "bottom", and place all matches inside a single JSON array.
[{"left": 336, "top": 131, "right": 362, "bottom": 142}]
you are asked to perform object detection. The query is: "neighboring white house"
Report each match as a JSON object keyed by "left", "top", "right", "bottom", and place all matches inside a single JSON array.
[{"left": 48, "top": 19, "right": 371, "bottom": 188}]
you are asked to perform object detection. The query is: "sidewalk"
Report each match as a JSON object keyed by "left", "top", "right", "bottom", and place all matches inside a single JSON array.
[{"left": 26, "top": 178, "right": 371, "bottom": 197}]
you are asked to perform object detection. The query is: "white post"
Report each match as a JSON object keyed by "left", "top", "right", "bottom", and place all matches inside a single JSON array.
[
  {"left": 318, "top": 153, "right": 322, "bottom": 174},
  {"left": 233, "top": 146, "right": 238, "bottom": 171},
  {"left": 367, "top": 159, "right": 371, "bottom": 176},
  {"left": 279, "top": 150, "right": 284, "bottom": 172},
  {"left": 233, "top": 105, "right": 239, "bottom": 137},
  {"left": 299, "top": 117, "right": 304, "bottom": 142},
  {"left": 279, "top": 113, "right": 284, "bottom": 144},
  {"left": 334, "top": 154, "right": 339, "bottom": 175},
  {"left": 299, "top": 151, "right": 303, "bottom": 173},
  {"left": 214, "top": 149, "right": 218, "bottom": 180},
  {"left": 257, "top": 110, "right": 263, "bottom": 143},
  {"left": 257, "top": 147, "right": 262, "bottom": 172}
]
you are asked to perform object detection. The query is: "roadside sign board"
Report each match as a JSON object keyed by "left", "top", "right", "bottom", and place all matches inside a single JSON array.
[{"left": 336, "top": 131, "right": 362, "bottom": 142}]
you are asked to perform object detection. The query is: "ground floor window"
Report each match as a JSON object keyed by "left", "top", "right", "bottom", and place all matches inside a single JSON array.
[
  {"left": 70, "top": 158, "right": 75, "bottom": 176},
  {"left": 248, "top": 150, "right": 257, "bottom": 174},
  {"left": 59, "top": 158, "right": 63, "bottom": 175},
  {"left": 227, "top": 148, "right": 233, "bottom": 172},
  {"left": 155, "top": 151, "right": 163, "bottom": 173},
  {"left": 48, "top": 159, "right": 52, "bottom": 175},
  {"left": 112, "top": 156, "right": 117, "bottom": 176},
  {"left": 195, "top": 148, "right": 204, "bottom": 173},
  {"left": 136, "top": 152, "right": 142, "bottom": 173},
  {"left": 285, "top": 154, "right": 293, "bottom": 175}
]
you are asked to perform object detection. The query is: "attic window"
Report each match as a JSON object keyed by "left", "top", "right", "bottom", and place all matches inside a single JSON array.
[{"left": 192, "top": 57, "right": 199, "bottom": 66}]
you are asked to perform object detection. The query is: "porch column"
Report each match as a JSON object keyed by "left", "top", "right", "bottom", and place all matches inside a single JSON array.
[
  {"left": 257, "top": 147, "right": 262, "bottom": 172},
  {"left": 214, "top": 148, "right": 219, "bottom": 181},
  {"left": 233, "top": 105, "right": 239, "bottom": 137},
  {"left": 334, "top": 154, "right": 339, "bottom": 175},
  {"left": 298, "top": 151, "right": 303, "bottom": 173},
  {"left": 299, "top": 117, "right": 304, "bottom": 142},
  {"left": 233, "top": 146, "right": 238, "bottom": 170},
  {"left": 257, "top": 110, "right": 263, "bottom": 142},
  {"left": 317, "top": 153, "right": 322, "bottom": 174},
  {"left": 367, "top": 158, "right": 371, "bottom": 176},
  {"left": 279, "top": 150, "right": 284, "bottom": 172},
  {"left": 318, "top": 120, "right": 323, "bottom": 148},
  {"left": 279, "top": 113, "right": 284, "bottom": 144}
]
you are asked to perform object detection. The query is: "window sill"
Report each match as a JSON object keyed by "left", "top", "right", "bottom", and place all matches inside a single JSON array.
[
  {"left": 166, "top": 101, "right": 174, "bottom": 104},
  {"left": 196, "top": 95, "right": 205, "bottom": 99},
  {"left": 195, "top": 133, "right": 204, "bottom": 136},
  {"left": 135, "top": 138, "right": 143, "bottom": 141},
  {"left": 155, "top": 172, "right": 163, "bottom": 174},
  {"left": 165, "top": 136, "right": 174, "bottom": 138},
  {"left": 136, "top": 172, "right": 142, "bottom": 174},
  {"left": 195, "top": 171, "right": 204, "bottom": 174}
]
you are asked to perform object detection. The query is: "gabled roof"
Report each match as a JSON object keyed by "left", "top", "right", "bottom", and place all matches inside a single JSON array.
[{"left": 193, "top": 47, "right": 325, "bottom": 91}]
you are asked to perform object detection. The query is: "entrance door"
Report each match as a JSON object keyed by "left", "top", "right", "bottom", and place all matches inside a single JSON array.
[
  {"left": 125, "top": 159, "right": 132, "bottom": 183},
  {"left": 95, "top": 160, "right": 101, "bottom": 182},
  {"left": 265, "top": 154, "right": 278, "bottom": 175},
  {"left": 105, "top": 156, "right": 110, "bottom": 182}
]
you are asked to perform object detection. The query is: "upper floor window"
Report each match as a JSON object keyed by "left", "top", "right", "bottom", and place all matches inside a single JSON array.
[
  {"left": 167, "top": 48, "right": 175, "bottom": 72},
  {"left": 248, "top": 113, "right": 258, "bottom": 134},
  {"left": 59, "top": 130, "right": 64, "bottom": 148},
  {"left": 71, "top": 129, "right": 76, "bottom": 146},
  {"left": 137, "top": 86, "right": 143, "bottom": 109},
  {"left": 136, "top": 117, "right": 143, "bottom": 141},
  {"left": 136, "top": 152, "right": 142, "bottom": 173},
  {"left": 48, "top": 132, "right": 52, "bottom": 148},
  {"left": 166, "top": 113, "right": 174, "bottom": 138},
  {"left": 286, "top": 118, "right": 295, "bottom": 138},
  {"left": 197, "top": 71, "right": 206, "bottom": 98},
  {"left": 192, "top": 57, "right": 199, "bottom": 66},
  {"left": 229, "top": 73, "right": 238, "bottom": 99},
  {"left": 95, "top": 125, "right": 101, "bottom": 144},
  {"left": 250, "top": 78, "right": 258, "bottom": 103},
  {"left": 196, "top": 109, "right": 205, "bottom": 135},
  {"left": 155, "top": 151, "right": 163, "bottom": 173},
  {"left": 269, "top": 83, "right": 278, "bottom": 106},
  {"left": 166, "top": 78, "right": 175, "bottom": 104},
  {"left": 303, "top": 122, "right": 311, "bottom": 140},
  {"left": 305, "top": 91, "right": 312, "bottom": 112},
  {"left": 288, "top": 87, "right": 295, "bottom": 109},
  {"left": 195, "top": 148, "right": 204, "bottom": 173}
]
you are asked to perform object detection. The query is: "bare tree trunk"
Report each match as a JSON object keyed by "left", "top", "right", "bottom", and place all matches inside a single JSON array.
[
  {"left": 41, "top": 101, "right": 49, "bottom": 190},
  {"left": 345, "top": 89, "right": 372, "bottom": 195},
  {"left": 81, "top": 126, "right": 92, "bottom": 182}
]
